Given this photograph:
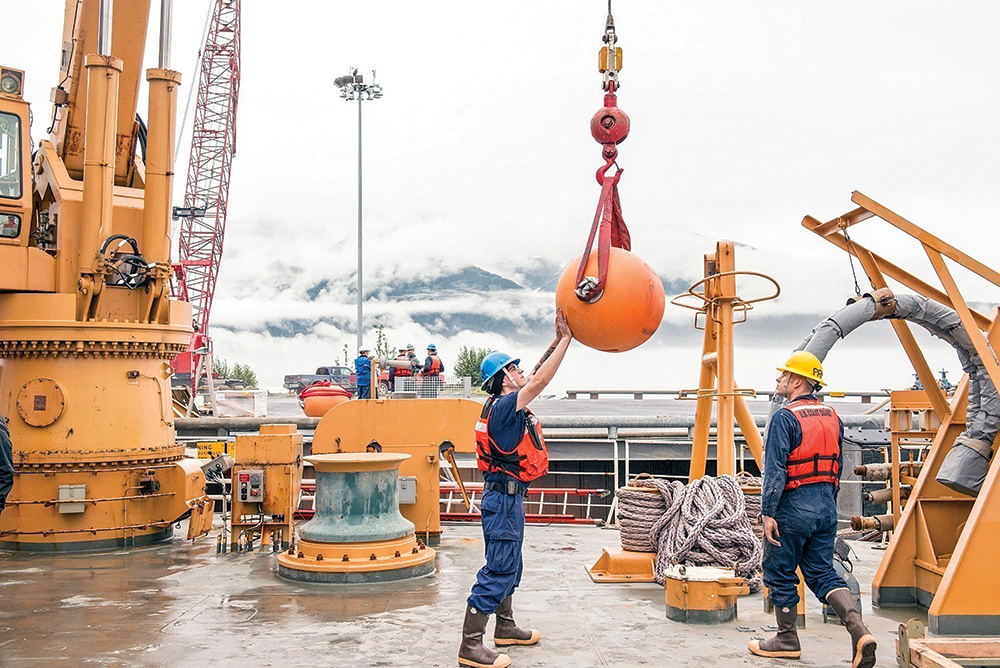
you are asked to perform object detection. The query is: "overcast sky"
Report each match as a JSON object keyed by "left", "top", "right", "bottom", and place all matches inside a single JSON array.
[{"left": 7, "top": 1, "right": 1000, "bottom": 392}]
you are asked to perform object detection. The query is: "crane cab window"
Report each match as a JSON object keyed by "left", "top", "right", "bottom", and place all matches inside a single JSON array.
[{"left": 0, "top": 112, "right": 22, "bottom": 199}]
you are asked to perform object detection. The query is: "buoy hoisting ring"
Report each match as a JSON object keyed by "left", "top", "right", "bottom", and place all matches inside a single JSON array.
[{"left": 574, "top": 276, "right": 604, "bottom": 303}]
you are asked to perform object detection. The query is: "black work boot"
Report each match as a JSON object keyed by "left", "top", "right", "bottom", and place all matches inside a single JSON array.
[
  {"left": 826, "top": 588, "right": 877, "bottom": 668},
  {"left": 748, "top": 605, "right": 802, "bottom": 659},
  {"left": 458, "top": 605, "right": 511, "bottom": 668},
  {"left": 493, "top": 595, "right": 541, "bottom": 646}
]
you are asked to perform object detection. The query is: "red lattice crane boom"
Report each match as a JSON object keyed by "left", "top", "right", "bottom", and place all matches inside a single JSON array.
[{"left": 172, "top": 0, "right": 241, "bottom": 392}]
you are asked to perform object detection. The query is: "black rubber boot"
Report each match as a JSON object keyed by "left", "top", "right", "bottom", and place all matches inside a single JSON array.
[
  {"left": 458, "top": 605, "right": 511, "bottom": 668},
  {"left": 493, "top": 595, "right": 541, "bottom": 647},
  {"left": 826, "top": 588, "right": 877, "bottom": 668},
  {"left": 748, "top": 605, "right": 802, "bottom": 659}
]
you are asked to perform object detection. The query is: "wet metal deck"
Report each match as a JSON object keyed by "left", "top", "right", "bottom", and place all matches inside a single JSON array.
[{"left": 0, "top": 523, "right": 914, "bottom": 667}]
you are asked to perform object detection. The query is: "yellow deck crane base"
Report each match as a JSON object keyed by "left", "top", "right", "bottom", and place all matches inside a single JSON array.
[{"left": 0, "top": 0, "right": 210, "bottom": 550}]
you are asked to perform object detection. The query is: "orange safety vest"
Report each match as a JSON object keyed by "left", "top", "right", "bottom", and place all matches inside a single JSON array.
[
  {"left": 426, "top": 357, "right": 443, "bottom": 376},
  {"left": 474, "top": 397, "right": 549, "bottom": 483},
  {"left": 784, "top": 397, "right": 841, "bottom": 490},
  {"left": 394, "top": 355, "right": 413, "bottom": 377}
]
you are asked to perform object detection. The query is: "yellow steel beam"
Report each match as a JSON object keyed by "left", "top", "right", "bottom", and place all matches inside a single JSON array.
[
  {"left": 801, "top": 215, "right": 990, "bottom": 330},
  {"left": 853, "top": 191, "right": 1000, "bottom": 289},
  {"left": 733, "top": 395, "right": 763, "bottom": 467},
  {"left": 810, "top": 206, "right": 875, "bottom": 238},
  {"left": 55, "top": 0, "right": 153, "bottom": 185},
  {"left": 924, "top": 248, "right": 1000, "bottom": 393},
  {"left": 714, "top": 242, "right": 737, "bottom": 477},
  {"left": 689, "top": 253, "right": 718, "bottom": 481}
]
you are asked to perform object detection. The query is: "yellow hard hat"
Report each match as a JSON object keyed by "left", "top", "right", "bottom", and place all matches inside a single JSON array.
[{"left": 777, "top": 351, "right": 826, "bottom": 387}]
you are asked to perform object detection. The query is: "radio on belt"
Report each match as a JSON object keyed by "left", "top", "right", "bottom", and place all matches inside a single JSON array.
[{"left": 237, "top": 468, "right": 265, "bottom": 502}]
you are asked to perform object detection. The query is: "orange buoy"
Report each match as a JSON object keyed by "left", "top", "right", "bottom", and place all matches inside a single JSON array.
[
  {"left": 300, "top": 382, "right": 353, "bottom": 417},
  {"left": 555, "top": 248, "right": 665, "bottom": 352}
]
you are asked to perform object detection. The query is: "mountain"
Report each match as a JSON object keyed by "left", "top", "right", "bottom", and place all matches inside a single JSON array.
[{"left": 213, "top": 262, "right": 698, "bottom": 344}]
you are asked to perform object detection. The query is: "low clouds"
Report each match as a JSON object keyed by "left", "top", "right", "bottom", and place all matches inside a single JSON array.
[{"left": 208, "top": 214, "right": 984, "bottom": 393}]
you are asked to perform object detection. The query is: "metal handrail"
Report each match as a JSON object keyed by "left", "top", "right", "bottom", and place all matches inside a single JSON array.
[{"left": 176, "top": 413, "right": 885, "bottom": 433}]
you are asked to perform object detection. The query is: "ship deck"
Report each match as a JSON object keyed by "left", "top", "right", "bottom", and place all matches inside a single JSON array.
[{"left": 0, "top": 522, "right": 913, "bottom": 667}]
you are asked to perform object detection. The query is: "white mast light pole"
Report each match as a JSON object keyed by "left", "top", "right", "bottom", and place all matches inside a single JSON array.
[{"left": 334, "top": 69, "right": 383, "bottom": 354}]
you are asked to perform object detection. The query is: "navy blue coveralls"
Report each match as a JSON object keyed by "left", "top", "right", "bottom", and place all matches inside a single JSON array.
[
  {"left": 354, "top": 355, "right": 372, "bottom": 399},
  {"left": 467, "top": 391, "right": 527, "bottom": 614},
  {"left": 761, "top": 394, "right": 846, "bottom": 608},
  {"left": 0, "top": 415, "right": 14, "bottom": 513}
]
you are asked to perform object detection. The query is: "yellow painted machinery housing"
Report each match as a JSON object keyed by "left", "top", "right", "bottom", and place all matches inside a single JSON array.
[
  {"left": 0, "top": 1, "right": 210, "bottom": 550},
  {"left": 229, "top": 425, "right": 303, "bottom": 551},
  {"left": 310, "top": 398, "right": 482, "bottom": 546}
]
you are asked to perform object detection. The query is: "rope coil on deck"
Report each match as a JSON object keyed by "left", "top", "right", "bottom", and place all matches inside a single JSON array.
[
  {"left": 618, "top": 475, "right": 763, "bottom": 591},
  {"left": 616, "top": 480, "right": 666, "bottom": 552},
  {"left": 737, "top": 474, "right": 763, "bottom": 527}
]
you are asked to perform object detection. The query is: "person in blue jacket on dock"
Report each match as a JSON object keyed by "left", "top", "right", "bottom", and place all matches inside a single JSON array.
[{"left": 354, "top": 346, "right": 372, "bottom": 399}]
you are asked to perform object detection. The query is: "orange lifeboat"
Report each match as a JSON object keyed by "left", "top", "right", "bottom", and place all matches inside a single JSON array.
[{"left": 300, "top": 381, "right": 353, "bottom": 417}]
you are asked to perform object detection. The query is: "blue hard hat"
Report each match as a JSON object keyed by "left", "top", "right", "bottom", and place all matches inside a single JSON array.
[
  {"left": 480, "top": 351, "right": 520, "bottom": 391},
  {"left": 427, "top": 343, "right": 437, "bottom": 351}
]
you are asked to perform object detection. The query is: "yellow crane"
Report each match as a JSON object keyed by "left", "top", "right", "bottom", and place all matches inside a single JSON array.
[{"left": 0, "top": 0, "right": 211, "bottom": 551}]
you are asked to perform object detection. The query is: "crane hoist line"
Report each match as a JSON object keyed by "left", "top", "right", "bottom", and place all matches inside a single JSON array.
[
  {"left": 578, "top": 2, "right": 631, "bottom": 305},
  {"left": 554, "top": 4, "right": 665, "bottom": 354}
]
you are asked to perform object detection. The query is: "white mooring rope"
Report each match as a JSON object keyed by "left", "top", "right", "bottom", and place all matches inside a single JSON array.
[{"left": 617, "top": 475, "right": 764, "bottom": 592}]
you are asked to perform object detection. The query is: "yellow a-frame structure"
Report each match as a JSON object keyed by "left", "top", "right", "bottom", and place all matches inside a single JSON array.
[{"left": 804, "top": 192, "right": 1000, "bottom": 635}]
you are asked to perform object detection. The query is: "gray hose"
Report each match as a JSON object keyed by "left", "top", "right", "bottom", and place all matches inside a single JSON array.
[{"left": 767, "top": 292, "right": 998, "bottom": 495}]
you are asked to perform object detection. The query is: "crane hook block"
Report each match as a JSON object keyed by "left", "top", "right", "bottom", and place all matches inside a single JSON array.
[
  {"left": 591, "top": 106, "right": 630, "bottom": 145},
  {"left": 599, "top": 47, "right": 623, "bottom": 74}
]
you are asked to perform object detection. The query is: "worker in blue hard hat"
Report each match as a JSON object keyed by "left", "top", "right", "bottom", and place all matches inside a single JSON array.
[
  {"left": 421, "top": 343, "right": 445, "bottom": 398},
  {"left": 750, "top": 351, "right": 876, "bottom": 668},
  {"left": 457, "top": 309, "right": 572, "bottom": 668}
]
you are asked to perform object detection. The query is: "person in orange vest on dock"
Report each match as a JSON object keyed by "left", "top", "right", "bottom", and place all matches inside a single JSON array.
[
  {"left": 457, "top": 310, "right": 572, "bottom": 668},
  {"left": 421, "top": 343, "right": 445, "bottom": 398},
  {"left": 750, "top": 351, "right": 876, "bottom": 668},
  {"left": 388, "top": 347, "right": 412, "bottom": 392}
]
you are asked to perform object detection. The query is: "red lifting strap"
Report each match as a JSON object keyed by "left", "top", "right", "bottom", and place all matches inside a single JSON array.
[{"left": 575, "top": 129, "right": 631, "bottom": 302}]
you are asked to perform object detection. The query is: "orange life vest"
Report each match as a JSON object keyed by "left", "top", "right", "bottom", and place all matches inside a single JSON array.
[
  {"left": 426, "top": 356, "right": 443, "bottom": 376},
  {"left": 394, "top": 355, "right": 413, "bottom": 377},
  {"left": 474, "top": 396, "right": 548, "bottom": 483},
  {"left": 784, "top": 397, "right": 841, "bottom": 490}
]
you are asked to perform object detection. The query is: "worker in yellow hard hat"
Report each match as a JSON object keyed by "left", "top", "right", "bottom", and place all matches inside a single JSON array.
[{"left": 750, "top": 351, "right": 877, "bottom": 668}]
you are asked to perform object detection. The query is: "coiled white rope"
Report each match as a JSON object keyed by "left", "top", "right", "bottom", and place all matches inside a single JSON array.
[{"left": 617, "top": 475, "right": 763, "bottom": 591}]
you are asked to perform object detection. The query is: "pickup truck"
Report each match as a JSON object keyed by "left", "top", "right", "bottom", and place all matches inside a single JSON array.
[{"left": 284, "top": 366, "right": 356, "bottom": 394}]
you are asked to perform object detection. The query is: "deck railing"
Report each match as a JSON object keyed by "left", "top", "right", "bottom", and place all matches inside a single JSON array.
[{"left": 565, "top": 389, "right": 890, "bottom": 403}]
